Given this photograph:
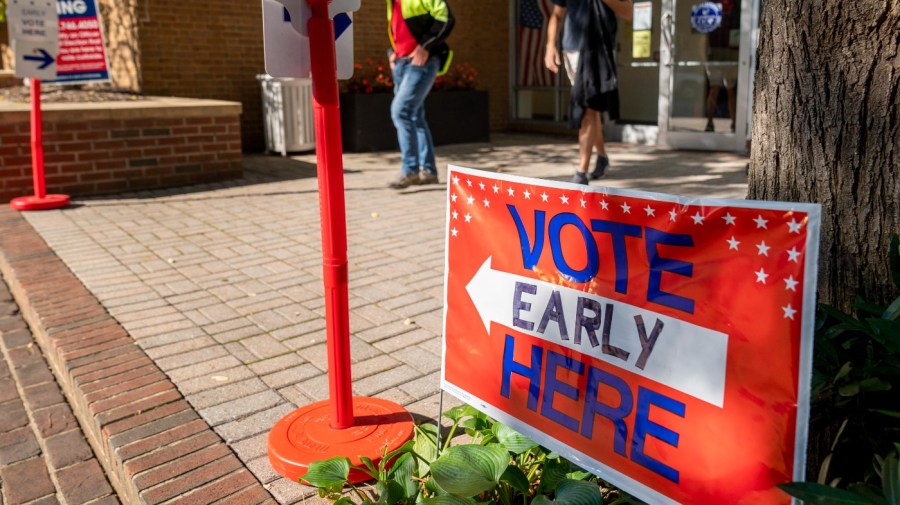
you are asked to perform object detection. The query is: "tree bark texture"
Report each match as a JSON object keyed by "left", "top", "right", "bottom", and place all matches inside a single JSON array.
[{"left": 749, "top": 0, "right": 900, "bottom": 310}]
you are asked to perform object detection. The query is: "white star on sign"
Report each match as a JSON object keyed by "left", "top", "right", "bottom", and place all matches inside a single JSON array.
[
  {"left": 483, "top": 198, "right": 490, "bottom": 208},
  {"left": 452, "top": 210, "right": 458, "bottom": 220},
  {"left": 507, "top": 187, "right": 515, "bottom": 197},
  {"left": 787, "top": 247, "right": 801, "bottom": 263},
  {"left": 452, "top": 175, "right": 459, "bottom": 184},
  {"left": 560, "top": 195, "right": 569, "bottom": 205},
  {"left": 756, "top": 241, "right": 771, "bottom": 256},
  {"left": 492, "top": 183, "right": 499, "bottom": 194},
  {"left": 727, "top": 236, "right": 740, "bottom": 250},
  {"left": 755, "top": 268, "right": 769, "bottom": 283},
  {"left": 787, "top": 219, "right": 802, "bottom": 234},
  {"left": 782, "top": 304, "right": 797, "bottom": 320},
  {"left": 600, "top": 200, "right": 609, "bottom": 210},
  {"left": 479, "top": 182, "right": 485, "bottom": 191},
  {"left": 451, "top": 193, "right": 458, "bottom": 203},
  {"left": 644, "top": 205, "right": 655, "bottom": 217},
  {"left": 620, "top": 202, "right": 631, "bottom": 214},
  {"left": 784, "top": 275, "right": 798, "bottom": 292},
  {"left": 691, "top": 211, "right": 704, "bottom": 224},
  {"left": 541, "top": 192, "right": 549, "bottom": 202},
  {"left": 451, "top": 227, "right": 458, "bottom": 237},
  {"left": 523, "top": 189, "right": 531, "bottom": 199},
  {"left": 669, "top": 209, "right": 677, "bottom": 222},
  {"left": 464, "top": 213, "right": 472, "bottom": 223},
  {"left": 580, "top": 198, "right": 587, "bottom": 208},
  {"left": 722, "top": 212, "right": 736, "bottom": 225},
  {"left": 466, "top": 179, "right": 472, "bottom": 187},
  {"left": 466, "top": 195, "right": 475, "bottom": 205},
  {"left": 753, "top": 215, "right": 768, "bottom": 229}
]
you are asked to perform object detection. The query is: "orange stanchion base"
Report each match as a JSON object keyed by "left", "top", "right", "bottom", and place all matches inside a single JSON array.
[
  {"left": 10, "top": 194, "right": 70, "bottom": 211},
  {"left": 268, "top": 397, "right": 415, "bottom": 484}
]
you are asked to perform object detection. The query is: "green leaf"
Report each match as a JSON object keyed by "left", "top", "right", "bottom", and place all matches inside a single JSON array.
[
  {"left": 884, "top": 452, "right": 899, "bottom": 505},
  {"left": 494, "top": 423, "right": 539, "bottom": 454},
  {"left": 430, "top": 445, "right": 510, "bottom": 497},
  {"left": 872, "top": 410, "right": 900, "bottom": 420},
  {"left": 389, "top": 452, "right": 419, "bottom": 499},
  {"left": 444, "top": 405, "right": 483, "bottom": 423},
  {"left": 835, "top": 362, "right": 855, "bottom": 382},
  {"left": 882, "top": 297, "right": 900, "bottom": 321},
  {"left": 846, "top": 484, "right": 888, "bottom": 505},
  {"left": 414, "top": 423, "right": 439, "bottom": 475},
  {"left": 537, "top": 458, "right": 570, "bottom": 496},
  {"left": 840, "top": 378, "right": 892, "bottom": 396},
  {"left": 777, "top": 482, "right": 876, "bottom": 504},
  {"left": 375, "top": 479, "right": 407, "bottom": 505},
  {"left": 360, "top": 456, "right": 378, "bottom": 475},
  {"left": 558, "top": 479, "right": 603, "bottom": 505},
  {"left": 304, "top": 457, "right": 351, "bottom": 490},
  {"left": 384, "top": 440, "right": 417, "bottom": 463},
  {"left": 421, "top": 495, "right": 478, "bottom": 505},
  {"left": 500, "top": 464, "right": 531, "bottom": 494},
  {"left": 532, "top": 497, "right": 554, "bottom": 505},
  {"left": 534, "top": 480, "right": 602, "bottom": 505}
]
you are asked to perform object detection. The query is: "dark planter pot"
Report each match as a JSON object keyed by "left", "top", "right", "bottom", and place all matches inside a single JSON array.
[{"left": 339, "top": 89, "right": 490, "bottom": 153}]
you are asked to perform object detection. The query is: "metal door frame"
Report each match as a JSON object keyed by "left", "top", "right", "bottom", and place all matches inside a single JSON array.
[{"left": 657, "top": 0, "right": 757, "bottom": 152}]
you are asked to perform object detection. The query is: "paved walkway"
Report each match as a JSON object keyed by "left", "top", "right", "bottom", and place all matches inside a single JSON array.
[{"left": 0, "top": 134, "right": 748, "bottom": 504}]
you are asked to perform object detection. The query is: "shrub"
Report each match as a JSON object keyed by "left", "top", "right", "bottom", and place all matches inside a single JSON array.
[{"left": 779, "top": 234, "right": 900, "bottom": 504}]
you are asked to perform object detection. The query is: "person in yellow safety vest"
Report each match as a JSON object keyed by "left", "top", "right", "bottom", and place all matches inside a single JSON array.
[{"left": 385, "top": 0, "right": 455, "bottom": 190}]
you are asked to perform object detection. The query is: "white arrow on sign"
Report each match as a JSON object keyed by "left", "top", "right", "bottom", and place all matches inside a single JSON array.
[{"left": 465, "top": 257, "right": 729, "bottom": 407}]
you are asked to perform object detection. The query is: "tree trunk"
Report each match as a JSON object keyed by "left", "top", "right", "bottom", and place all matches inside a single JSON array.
[{"left": 748, "top": 0, "right": 900, "bottom": 311}]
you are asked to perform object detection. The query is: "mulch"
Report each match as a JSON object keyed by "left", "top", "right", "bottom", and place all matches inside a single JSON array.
[{"left": 0, "top": 84, "right": 148, "bottom": 103}]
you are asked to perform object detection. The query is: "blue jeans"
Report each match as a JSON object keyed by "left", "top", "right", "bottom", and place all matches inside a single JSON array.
[{"left": 391, "top": 57, "right": 439, "bottom": 177}]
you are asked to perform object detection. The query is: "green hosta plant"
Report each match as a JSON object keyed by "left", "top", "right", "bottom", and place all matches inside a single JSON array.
[
  {"left": 779, "top": 235, "right": 900, "bottom": 504},
  {"left": 304, "top": 404, "right": 641, "bottom": 504}
]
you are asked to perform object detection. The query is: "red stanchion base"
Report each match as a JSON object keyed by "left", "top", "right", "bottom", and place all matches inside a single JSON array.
[
  {"left": 10, "top": 194, "right": 70, "bottom": 211},
  {"left": 268, "top": 397, "right": 415, "bottom": 484}
]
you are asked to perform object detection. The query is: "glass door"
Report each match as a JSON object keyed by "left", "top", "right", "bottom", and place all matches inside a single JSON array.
[{"left": 657, "top": 0, "right": 754, "bottom": 151}]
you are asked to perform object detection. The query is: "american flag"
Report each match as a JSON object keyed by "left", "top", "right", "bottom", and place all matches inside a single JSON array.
[{"left": 518, "top": 0, "right": 555, "bottom": 87}]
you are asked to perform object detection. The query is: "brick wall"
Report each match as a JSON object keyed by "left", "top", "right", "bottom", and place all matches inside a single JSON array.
[
  {"left": 0, "top": 100, "right": 242, "bottom": 203},
  {"left": 137, "top": 0, "right": 266, "bottom": 150}
]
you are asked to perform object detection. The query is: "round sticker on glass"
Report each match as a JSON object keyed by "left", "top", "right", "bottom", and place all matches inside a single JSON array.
[{"left": 691, "top": 2, "right": 723, "bottom": 33}]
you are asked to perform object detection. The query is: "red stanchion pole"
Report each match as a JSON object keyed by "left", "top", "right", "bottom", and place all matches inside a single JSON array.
[
  {"left": 10, "top": 78, "right": 70, "bottom": 211},
  {"left": 307, "top": 0, "right": 354, "bottom": 429},
  {"left": 267, "top": 0, "right": 413, "bottom": 484}
]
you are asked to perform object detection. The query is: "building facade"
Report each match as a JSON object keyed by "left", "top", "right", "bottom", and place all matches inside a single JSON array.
[{"left": 2, "top": 0, "right": 758, "bottom": 153}]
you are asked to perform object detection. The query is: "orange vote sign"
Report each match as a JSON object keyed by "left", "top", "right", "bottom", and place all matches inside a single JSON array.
[{"left": 441, "top": 166, "right": 821, "bottom": 504}]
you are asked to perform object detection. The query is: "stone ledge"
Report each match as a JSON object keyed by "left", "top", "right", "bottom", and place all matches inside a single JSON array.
[{"left": 0, "top": 97, "right": 242, "bottom": 122}]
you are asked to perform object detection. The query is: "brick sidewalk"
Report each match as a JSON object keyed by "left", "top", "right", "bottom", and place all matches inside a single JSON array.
[
  {"left": 0, "top": 277, "right": 118, "bottom": 505},
  {"left": 0, "top": 211, "right": 275, "bottom": 504}
]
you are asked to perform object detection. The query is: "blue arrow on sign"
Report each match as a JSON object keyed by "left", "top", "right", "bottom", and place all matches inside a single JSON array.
[
  {"left": 333, "top": 13, "right": 351, "bottom": 38},
  {"left": 282, "top": 8, "right": 351, "bottom": 39},
  {"left": 24, "top": 49, "right": 55, "bottom": 69}
]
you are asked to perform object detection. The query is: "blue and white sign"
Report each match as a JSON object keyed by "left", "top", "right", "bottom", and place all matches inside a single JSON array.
[
  {"left": 6, "top": 0, "right": 59, "bottom": 80},
  {"left": 690, "top": 2, "right": 723, "bottom": 33},
  {"left": 262, "top": 0, "right": 359, "bottom": 79}
]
